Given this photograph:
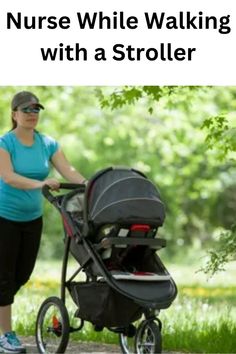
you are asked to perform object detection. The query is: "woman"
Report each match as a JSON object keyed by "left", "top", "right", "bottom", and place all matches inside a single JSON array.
[{"left": 0, "top": 91, "right": 86, "bottom": 353}]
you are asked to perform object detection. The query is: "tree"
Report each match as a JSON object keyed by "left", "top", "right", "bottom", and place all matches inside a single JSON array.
[
  {"left": 200, "top": 108, "right": 236, "bottom": 275},
  {"left": 97, "top": 86, "right": 236, "bottom": 272}
]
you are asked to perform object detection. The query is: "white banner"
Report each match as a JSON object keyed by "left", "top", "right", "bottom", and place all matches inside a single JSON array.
[{"left": 0, "top": 0, "right": 235, "bottom": 85}]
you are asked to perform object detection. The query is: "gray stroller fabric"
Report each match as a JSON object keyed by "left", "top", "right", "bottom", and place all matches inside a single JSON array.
[{"left": 88, "top": 168, "right": 165, "bottom": 227}]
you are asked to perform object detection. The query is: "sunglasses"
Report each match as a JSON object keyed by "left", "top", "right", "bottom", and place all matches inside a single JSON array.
[{"left": 20, "top": 107, "right": 41, "bottom": 114}]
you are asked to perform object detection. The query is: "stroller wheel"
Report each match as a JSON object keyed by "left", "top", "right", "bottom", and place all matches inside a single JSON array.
[
  {"left": 119, "top": 324, "right": 136, "bottom": 354},
  {"left": 135, "top": 320, "right": 162, "bottom": 354},
  {"left": 35, "top": 296, "right": 70, "bottom": 353}
]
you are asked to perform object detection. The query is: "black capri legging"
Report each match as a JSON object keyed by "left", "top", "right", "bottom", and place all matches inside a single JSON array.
[{"left": 0, "top": 216, "right": 43, "bottom": 306}]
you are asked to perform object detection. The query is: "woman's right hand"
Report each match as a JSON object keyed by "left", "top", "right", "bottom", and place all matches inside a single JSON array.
[{"left": 42, "top": 178, "right": 60, "bottom": 191}]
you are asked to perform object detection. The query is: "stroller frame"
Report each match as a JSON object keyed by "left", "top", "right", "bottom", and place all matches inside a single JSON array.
[{"left": 35, "top": 168, "right": 177, "bottom": 354}]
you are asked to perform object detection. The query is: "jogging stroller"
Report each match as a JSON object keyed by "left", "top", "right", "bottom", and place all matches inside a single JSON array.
[{"left": 35, "top": 167, "right": 177, "bottom": 354}]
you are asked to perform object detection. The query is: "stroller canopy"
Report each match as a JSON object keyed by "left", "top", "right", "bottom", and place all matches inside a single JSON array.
[{"left": 87, "top": 167, "right": 165, "bottom": 227}]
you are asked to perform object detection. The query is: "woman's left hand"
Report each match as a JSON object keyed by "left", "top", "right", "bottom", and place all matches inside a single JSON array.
[{"left": 43, "top": 178, "right": 60, "bottom": 191}]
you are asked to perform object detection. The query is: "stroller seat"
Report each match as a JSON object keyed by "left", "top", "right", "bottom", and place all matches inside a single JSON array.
[
  {"left": 93, "top": 222, "right": 170, "bottom": 282},
  {"left": 102, "top": 271, "right": 171, "bottom": 281}
]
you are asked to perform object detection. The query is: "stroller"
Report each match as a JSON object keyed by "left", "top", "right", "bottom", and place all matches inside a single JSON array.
[{"left": 35, "top": 167, "right": 177, "bottom": 354}]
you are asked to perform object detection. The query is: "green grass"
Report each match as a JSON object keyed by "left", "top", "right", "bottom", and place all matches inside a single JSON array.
[
  {"left": 161, "top": 289, "right": 236, "bottom": 353},
  {"left": 13, "top": 260, "right": 236, "bottom": 352}
]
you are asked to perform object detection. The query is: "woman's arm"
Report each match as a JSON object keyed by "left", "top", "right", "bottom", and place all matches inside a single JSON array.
[
  {"left": 0, "top": 148, "right": 60, "bottom": 190},
  {"left": 51, "top": 149, "right": 86, "bottom": 184}
]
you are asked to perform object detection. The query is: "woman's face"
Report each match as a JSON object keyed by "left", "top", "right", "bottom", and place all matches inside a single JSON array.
[{"left": 12, "top": 105, "right": 41, "bottom": 129}]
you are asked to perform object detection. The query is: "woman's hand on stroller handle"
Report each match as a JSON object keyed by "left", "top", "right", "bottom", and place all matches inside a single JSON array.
[
  {"left": 43, "top": 178, "right": 60, "bottom": 191},
  {"left": 42, "top": 181, "right": 85, "bottom": 203}
]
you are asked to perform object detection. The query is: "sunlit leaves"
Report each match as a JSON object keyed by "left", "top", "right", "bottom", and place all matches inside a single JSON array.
[
  {"left": 201, "top": 227, "right": 236, "bottom": 276},
  {"left": 201, "top": 114, "right": 231, "bottom": 159},
  {"left": 97, "top": 86, "right": 200, "bottom": 112}
]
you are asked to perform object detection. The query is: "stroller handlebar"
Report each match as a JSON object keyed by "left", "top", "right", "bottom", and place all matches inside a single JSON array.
[
  {"left": 42, "top": 183, "right": 84, "bottom": 203},
  {"left": 58, "top": 182, "right": 84, "bottom": 190}
]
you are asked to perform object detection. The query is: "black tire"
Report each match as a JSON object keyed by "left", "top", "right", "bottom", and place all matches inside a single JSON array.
[
  {"left": 35, "top": 296, "right": 70, "bottom": 353},
  {"left": 135, "top": 320, "right": 162, "bottom": 354},
  {"left": 119, "top": 324, "right": 136, "bottom": 354}
]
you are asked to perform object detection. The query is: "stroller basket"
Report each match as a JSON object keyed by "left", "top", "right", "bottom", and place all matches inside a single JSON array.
[{"left": 68, "top": 281, "right": 143, "bottom": 327}]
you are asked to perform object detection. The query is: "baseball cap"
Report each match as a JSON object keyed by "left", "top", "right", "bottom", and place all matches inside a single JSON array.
[{"left": 11, "top": 91, "right": 44, "bottom": 111}]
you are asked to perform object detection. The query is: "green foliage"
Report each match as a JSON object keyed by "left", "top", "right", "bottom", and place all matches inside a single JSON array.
[
  {"left": 96, "top": 85, "right": 200, "bottom": 113},
  {"left": 201, "top": 226, "right": 236, "bottom": 276},
  {"left": 97, "top": 85, "right": 236, "bottom": 273},
  {"left": 201, "top": 114, "right": 232, "bottom": 159},
  {"left": 199, "top": 91, "right": 236, "bottom": 273}
]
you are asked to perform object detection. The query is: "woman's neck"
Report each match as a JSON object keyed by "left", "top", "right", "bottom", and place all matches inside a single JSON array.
[{"left": 13, "top": 127, "right": 35, "bottom": 146}]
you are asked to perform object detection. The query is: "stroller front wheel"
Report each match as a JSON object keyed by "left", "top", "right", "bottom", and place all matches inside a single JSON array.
[
  {"left": 35, "top": 296, "right": 70, "bottom": 353},
  {"left": 135, "top": 319, "right": 162, "bottom": 354}
]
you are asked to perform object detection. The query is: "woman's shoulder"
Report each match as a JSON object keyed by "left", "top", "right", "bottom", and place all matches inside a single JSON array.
[
  {"left": 0, "top": 131, "right": 15, "bottom": 152},
  {"left": 0, "top": 130, "right": 14, "bottom": 140},
  {"left": 0, "top": 131, "right": 15, "bottom": 148},
  {"left": 36, "top": 132, "right": 59, "bottom": 156},
  {"left": 36, "top": 131, "right": 58, "bottom": 145}
]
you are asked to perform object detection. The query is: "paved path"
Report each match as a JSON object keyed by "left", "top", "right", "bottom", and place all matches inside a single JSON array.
[
  {"left": 22, "top": 336, "right": 121, "bottom": 353},
  {"left": 22, "top": 336, "right": 182, "bottom": 353}
]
